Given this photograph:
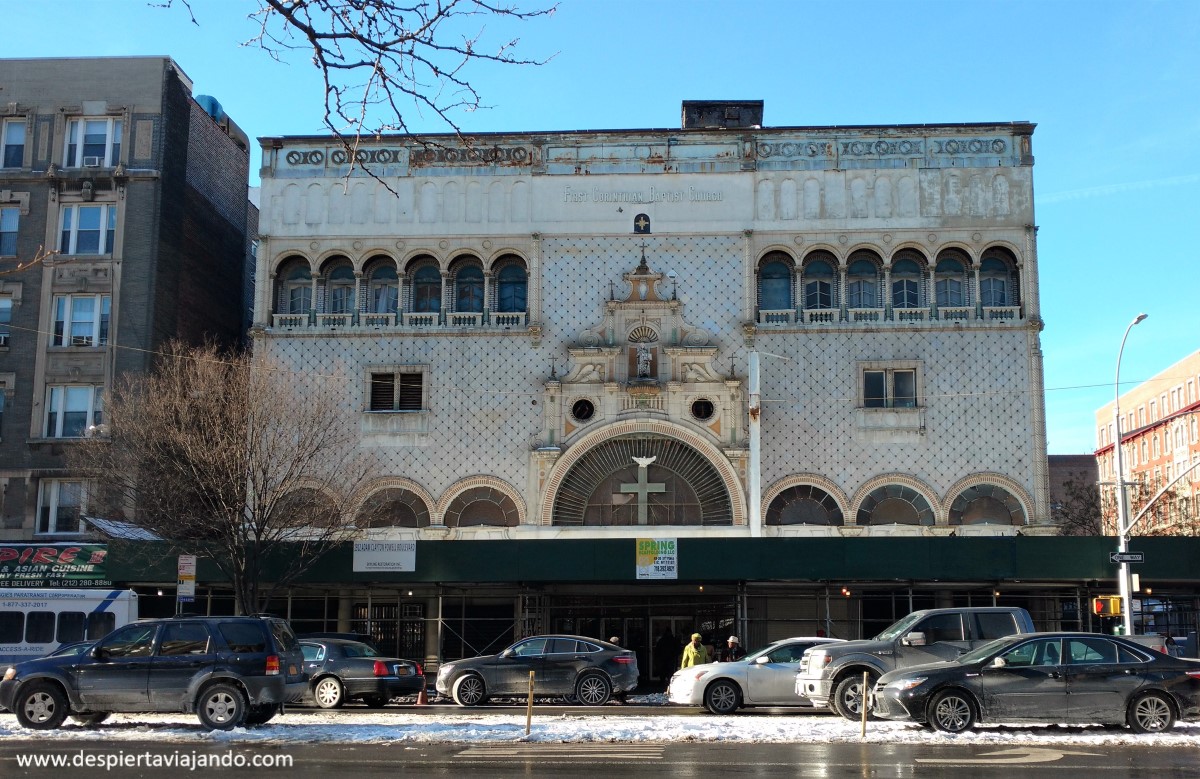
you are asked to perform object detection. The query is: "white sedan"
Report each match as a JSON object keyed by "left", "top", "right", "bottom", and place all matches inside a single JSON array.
[{"left": 667, "top": 636, "right": 844, "bottom": 714}]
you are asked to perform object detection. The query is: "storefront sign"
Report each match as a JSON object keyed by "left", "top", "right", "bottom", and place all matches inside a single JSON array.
[
  {"left": 0, "top": 544, "right": 110, "bottom": 587},
  {"left": 636, "top": 538, "right": 677, "bottom": 580},
  {"left": 353, "top": 541, "right": 416, "bottom": 573}
]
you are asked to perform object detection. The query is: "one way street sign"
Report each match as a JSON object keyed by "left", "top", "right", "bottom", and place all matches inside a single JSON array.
[{"left": 1109, "top": 552, "right": 1144, "bottom": 564}]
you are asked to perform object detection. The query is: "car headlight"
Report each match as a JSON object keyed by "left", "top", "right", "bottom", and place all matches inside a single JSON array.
[
  {"left": 3, "top": 667, "right": 15, "bottom": 681},
  {"left": 886, "top": 676, "right": 927, "bottom": 691},
  {"left": 437, "top": 663, "right": 454, "bottom": 677}
]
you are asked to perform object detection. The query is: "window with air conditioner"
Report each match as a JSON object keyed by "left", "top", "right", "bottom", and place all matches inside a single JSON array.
[
  {"left": 37, "top": 480, "right": 87, "bottom": 535},
  {"left": 44, "top": 385, "right": 103, "bottom": 438},
  {"left": 64, "top": 117, "right": 122, "bottom": 168},
  {"left": 1, "top": 120, "right": 25, "bottom": 168},
  {"left": 59, "top": 204, "right": 117, "bottom": 255},
  {"left": 52, "top": 294, "right": 110, "bottom": 347},
  {"left": 0, "top": 207, "right": 17, "bottom": 256}
]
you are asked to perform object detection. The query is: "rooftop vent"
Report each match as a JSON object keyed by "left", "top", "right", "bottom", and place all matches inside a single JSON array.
[{"left": 681, "top": 100, "right": 764, "bottom": 130}]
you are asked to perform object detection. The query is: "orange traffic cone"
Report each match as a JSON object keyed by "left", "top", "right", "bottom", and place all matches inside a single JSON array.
[{"left": 415, "top": 663, "right": 428, "bottom": 706}]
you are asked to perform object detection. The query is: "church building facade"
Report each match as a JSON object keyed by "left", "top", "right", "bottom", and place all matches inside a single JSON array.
[{"left": 248, "top": 102, "right": 1066, "bottom": 674}]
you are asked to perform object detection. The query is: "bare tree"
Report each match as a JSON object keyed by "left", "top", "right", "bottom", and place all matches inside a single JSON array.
[
  {"left": 1053, "top": 475, "right": 1102, "bottom": 536},
  {"left": 165, "top": 1, "right": 556, "bottom": 140},
  {"left": 75, "top": 341, "right": 369, "bottom": 615}
]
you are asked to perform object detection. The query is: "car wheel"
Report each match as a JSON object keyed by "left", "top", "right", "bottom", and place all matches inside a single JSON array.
[
  {"left": 15, "top": 682, "right": 69, "bottom": 730},
  {"left": 362, "top": 695, "right": 389, "bottom": 708},
  {"left": 313, "top": 676, "right": 345, "bottom": 709},
  {"left": 69, "top": 711, "right": 111, "bottom": 727},
  {"left": 244, "top": 703, "right": 281, "bottom": 726},
  {"left": 928, "top": 689, "right": 977, "bottom": 733},
  {"left": 575, "top": 674, "right": 612, "bottom": 706},
  {"left": 703, "top": 680, "right": 742, "bottom": 715},
  {"left": 452, "top": 673, "right": 488, "bottom": 707},
  {"left": 1128, "top": 692, "right": 1175, "bottom": 733},
  {"left": 196, "top": 683, "right": 247, "bottom": 730},
  {"left": 833, "top": 673, "right": 878, "bottom": 721}
]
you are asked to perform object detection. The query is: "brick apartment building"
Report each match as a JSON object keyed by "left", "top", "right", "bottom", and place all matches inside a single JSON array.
[{"left": 0, "top": 56, "right": 255, "bottom": 542}]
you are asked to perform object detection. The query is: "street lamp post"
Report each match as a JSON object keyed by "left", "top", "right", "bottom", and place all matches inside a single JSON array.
[{"left": 1113, "top": 312, "right": 1147, "bottom": 636}]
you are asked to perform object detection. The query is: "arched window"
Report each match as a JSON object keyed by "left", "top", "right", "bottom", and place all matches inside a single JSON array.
[
  {"left": 857, "top": 484, "right": 934, "bottom": 526},
  {"left": 949, "top": 484, "right": 1026, "bottom": 525},
  {"left": 280, "top": 260, "right": 311, "bottom": 314},
  {"left": 766, "top": 485, "right": 843, "bottom": 526},
  {"left": 455, "top": 264, "right": 484, "bottom": 312},
  {"left": 326, "top": 264, "right": 355, "bottom": 314},
  {"left": 758, "top": 255, "right": 793, "bottom": 311},
  {"left": 979, "top": 257, "right": 1010, "bottom": 306},
  {"left": 367, "top": 264, "right": 398, "bottom": 314},
  {"left": 846, "top": 259, "right": 879, "bottom": 308},
  {"left": 412, "top": 265, "right": 441, "bottom": 313},
  {"left": 890, "top": 257, "right": 922, "bottom": 309},
  {"left": 935, "top": 256, "right": 967, "bottom": 307},
  {"left": 496, "top": 264, "right": 528, "bottom": 312},
  {"left": 803, "top": 259, "right": 836, "bottom": 310}
]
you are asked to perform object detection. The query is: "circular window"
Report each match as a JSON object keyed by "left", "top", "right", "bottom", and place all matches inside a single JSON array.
[
  {"left": 691, "top": 399, "right": 715, "bottom": 421},
  {"left": 571, "top": 399, "right": 595, "bottom": 422}
]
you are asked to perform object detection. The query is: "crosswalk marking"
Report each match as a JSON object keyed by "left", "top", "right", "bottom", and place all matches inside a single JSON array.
[{"left": 457, "top": 744, "right": 664, "bottom": 759}]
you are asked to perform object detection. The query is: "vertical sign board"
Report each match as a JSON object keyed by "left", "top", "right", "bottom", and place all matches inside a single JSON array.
[
  {"left": 636, "top": 538, "right": 678, "bottom": 580},
  {"left": 353, "top": 541, "right": 417, "bottom": 573},
  {"left": 177, "top": 555, "right": 197, "bottom": 603}
]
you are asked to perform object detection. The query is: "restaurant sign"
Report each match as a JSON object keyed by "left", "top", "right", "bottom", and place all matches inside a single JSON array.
[{"left": 0, "top": 544, "right": 111, "bottom": 587}]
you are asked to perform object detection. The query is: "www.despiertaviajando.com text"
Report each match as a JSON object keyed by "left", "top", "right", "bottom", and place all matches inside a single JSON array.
[{"left": 15, "top": 748, "right": 294, "bottom": 771}]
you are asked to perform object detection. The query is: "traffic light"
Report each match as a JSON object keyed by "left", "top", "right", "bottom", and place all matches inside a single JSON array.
[{"left": 1092, "top": 595, "right": 1122, "bottom": 617}]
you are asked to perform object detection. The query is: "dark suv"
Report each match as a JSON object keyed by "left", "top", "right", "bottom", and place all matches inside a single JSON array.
[{"left": 0, "top": 615, "right": 307, "bottom": 730}]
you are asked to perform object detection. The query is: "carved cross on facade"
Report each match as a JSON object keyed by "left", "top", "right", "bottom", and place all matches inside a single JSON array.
[{"left": 620, "top": 456, "right": 666, "bottom": 525}]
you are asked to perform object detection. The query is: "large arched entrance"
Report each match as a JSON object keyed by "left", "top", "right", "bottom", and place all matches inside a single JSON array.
[{"left": 551, "top": 434, "right": 733, "bottom": 526}]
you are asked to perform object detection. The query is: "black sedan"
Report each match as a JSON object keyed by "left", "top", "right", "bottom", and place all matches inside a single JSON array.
[
  {"left": 873, "top": 631, "right": 1200, "bottom": 733},
  {"left": 435, "top": 635, "right": 639, "bottom": 707},
  {"left": 300, "top": 639, "right": 425, "bottom": 708}
]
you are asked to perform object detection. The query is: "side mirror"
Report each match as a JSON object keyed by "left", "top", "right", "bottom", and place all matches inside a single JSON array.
[
  {"left": 755, "top": 656, "right": 770, "bottom": 665},
  {"left": 500, "top": 648, "right": 514, "bottom": 659},
  {"left": 987, "top": 657, "right": 1007, "bottom": 670},
  {"left": 901, "top": 631, "right": 927, "bottom": 647},
  {"left": 92, "top": 646, "right": 109, "bottom": 661}
]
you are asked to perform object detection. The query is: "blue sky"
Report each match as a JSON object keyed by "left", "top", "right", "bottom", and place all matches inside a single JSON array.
[{"left": 6, "top": 0, "right": 1198, "bottom": 454}]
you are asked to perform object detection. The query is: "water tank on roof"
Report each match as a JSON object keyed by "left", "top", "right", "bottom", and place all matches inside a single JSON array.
[{"left": 195, "top": 95, "right": 227, "bottom": 123}]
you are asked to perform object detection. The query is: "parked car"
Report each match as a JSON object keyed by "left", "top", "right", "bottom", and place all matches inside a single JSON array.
[
  {"left": 300, "top": 638, "right": 424, "bottom": 708},
  {"left": 872, "top": 632, "right": 1200, "bottom": 733},
  {"left": 668, "top": 636, "right": 843, "bottom": 714},
  {"left": 0, "top": 615, "right": 307, "bottom": 731},
  {"left": 436, "top": 635, "right": 638, "bottom": 707},
  {"left": 796, "top": 606, "right": 1037, "bottom": 719}
]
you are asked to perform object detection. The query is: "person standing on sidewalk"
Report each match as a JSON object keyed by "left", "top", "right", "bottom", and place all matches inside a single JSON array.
[
  {"left": 680, "top": 632, "right": 709, "bottom": 668},
  {"left": 718, "top": 636, "right": 746, "bottom": 662}
]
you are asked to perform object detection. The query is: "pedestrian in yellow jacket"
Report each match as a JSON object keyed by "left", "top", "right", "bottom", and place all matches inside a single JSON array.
[{"left": 680, "top": 632, "right": 709, "bottom": 668}]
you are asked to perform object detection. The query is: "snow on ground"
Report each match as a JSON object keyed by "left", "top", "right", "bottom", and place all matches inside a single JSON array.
[{"left": 3, "top": 702, "right": 1200, "bottom": 748}]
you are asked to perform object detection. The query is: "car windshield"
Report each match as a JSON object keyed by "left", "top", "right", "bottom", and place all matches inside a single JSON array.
[
  {"left": 341, "top": 641, "right": 381, "bottom": 658},
  {"left": 955, "top": 636, "right": 1018, "bottom": 665},
  {"left": 872, "top": 612, "right": 925, "bottom": 641}
]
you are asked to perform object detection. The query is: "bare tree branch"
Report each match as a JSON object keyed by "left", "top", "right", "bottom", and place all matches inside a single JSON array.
[
  {"left": 74, "top": 341, "right": 372, "bottom": 614},
  {"left": 0, "top": 245, "right": 57, "bottom": 276}
]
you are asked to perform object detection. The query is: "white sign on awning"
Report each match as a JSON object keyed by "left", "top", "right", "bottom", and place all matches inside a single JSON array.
[{"left": 353, "top": 541, "right": 416, "bottom": 572}]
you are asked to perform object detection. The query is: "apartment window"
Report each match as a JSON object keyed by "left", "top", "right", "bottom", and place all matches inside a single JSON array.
[
  {"left": 802, "top": 259, "right": 836, "bottom": 310},
  {"left": 45, "top": 385, "right": 103, "bottom": 438},
  {"left": 1, "top": 120, "right": 24, "bottom": 168},
  {"left": 861, "top": 365, "right": 919, "bottom": 409},
  {"left": 53, "top": 294, "right": 110, "bottom": 347},
  {"left": 59, "top": 204, "right": 117, "bottom": 255},
  {"left": 368, "top": 370, "right": 424, "bottom": 412},
  {"left": 1150, "top": 401, "right": 1157, "bottom": 420},
  {"left": 0, "top": 297, "right": 10, "bottom": 347},
  {"left": 64, "top": 117, "right": 122, "bottom": 168},
  {"left": 37, "top": 480, "right": 86, "bottom": 535},
  {"left": 0, "top": 207, "right": 16, "bottom": 255}
]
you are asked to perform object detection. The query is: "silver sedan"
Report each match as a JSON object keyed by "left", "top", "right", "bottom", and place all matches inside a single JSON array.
[{"left": 668, "top": 636, "right": 844, "bottom": 714}]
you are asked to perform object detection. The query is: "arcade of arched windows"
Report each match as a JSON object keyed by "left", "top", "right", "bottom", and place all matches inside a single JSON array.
[
  {"left": 755, "top": 243, "right": 1023, "bottom": 326},
  {"left": 270, "top": 250, "right": 530, "bottom": 330}
]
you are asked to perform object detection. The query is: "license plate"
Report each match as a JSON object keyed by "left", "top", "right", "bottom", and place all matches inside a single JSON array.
[{"left": 395, "top": 665, "right": 409, "bottom": 676}]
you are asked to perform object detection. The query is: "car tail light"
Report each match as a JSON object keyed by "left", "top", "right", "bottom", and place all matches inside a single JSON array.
[
  {"left": 265, "top": 655, "right": 280, "bottom": 676},
  {"left": 1187, "top": 671, "right": 1200, "bottom": 680},
  {"left": 613, "top": 656, "right": 635, "bottom": 664},
  {"left": 374, "top": 660, "right": 389, "bottom": 677}
]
